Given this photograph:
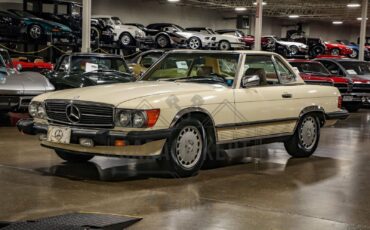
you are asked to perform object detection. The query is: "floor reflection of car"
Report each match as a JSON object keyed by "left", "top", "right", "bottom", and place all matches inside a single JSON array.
[
  {"left": 127, "top": 50, "right": 166, "bottom": 78},
  {"left": 46, "top": 53, "right": 136, "bottom": 90},
  {"left": 18, "top": 50, "right": 348, "bottom": 178},
  {"left": 0, "top": 49, "right": 54, "bottom": 112}
]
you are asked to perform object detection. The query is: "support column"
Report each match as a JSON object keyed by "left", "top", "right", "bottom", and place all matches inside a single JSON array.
[
  {"left": 359, "top": 0, "right": 368, "bottom": 61},
  {"left": 81, "top": 0, "right": 92, "bottom": 52},
  {"left": 254, "top": 0, "right": 263, "bottom": 51}
]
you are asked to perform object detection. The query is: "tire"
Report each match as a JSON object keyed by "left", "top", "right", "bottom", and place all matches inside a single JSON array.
[
  {"left": 284, "top": 114, "right": 320, "bottom": 158},
  {"left": 188, "top": 37, "right": 202, "bottom": 50},
  {"left": 55, "top": 150, "right": 94, "bottom": 163},
  {"left": 158, "top": 119, "right": 207, "bottom": 178},
  {"left": 28, "top": 24, "right": 43, "bottom": 40},
  {"left": 120, "top": 32, "right": 134, "bottom": 46},
  {"left": 218, "top": 40, "right": 231, "bottom": 50},
  {"left": 331, "top": 48, "right": 341, "bottom": 56},
  {"left": 309, "top": 45, "right": 325, "bottom": 57},
  {"left": 289, "top": 45, "right": 299, "bottom": 55},
  {"left": 91, "top": 27, "right": 100, "bottom": 41},
  {"left": 349, "top": 49, "right": 358, "bottom": 58},
  {"left": 156, "top": 35, "right": 170, "bottom": 48}
]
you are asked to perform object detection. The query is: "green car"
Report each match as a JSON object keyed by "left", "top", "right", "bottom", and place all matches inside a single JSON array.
[{"left": 7, "top": 9, "right": 73, "bottom": 41}]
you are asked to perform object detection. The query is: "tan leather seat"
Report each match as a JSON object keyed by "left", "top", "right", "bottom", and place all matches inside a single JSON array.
[
  {"left": 244, "top": 68, "right": 268, "bottom": 86},
  {"left": 197, "top": 66, "right": 213, "bottom": 76}
]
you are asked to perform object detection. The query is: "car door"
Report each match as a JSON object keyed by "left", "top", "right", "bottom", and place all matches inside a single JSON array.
[{"left": 232, "top": 54, "right": 300, "bottom": 141}]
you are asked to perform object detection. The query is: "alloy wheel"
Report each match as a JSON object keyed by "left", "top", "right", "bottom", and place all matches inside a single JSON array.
[
  {"left": 30, "top": 25, "right": 42, "bottom": 39},
  {"left": 175, "top": 126, "right": 203, "bottom": 169},
  {"left": 189, "top": 38, "right": 201, "bottom": 49},
  {"left": 121, "top": 34, "right": 132, "bottom": 46}
]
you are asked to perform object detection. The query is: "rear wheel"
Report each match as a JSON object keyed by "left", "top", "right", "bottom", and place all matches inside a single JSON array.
[
  {"left": 91, "top": 26, "right": 100, "bottom": 41},
  {"left": 120, "top": 32, "right": 134, "bottom": 46},
  {"left": 219, "top": 40, "right": 231, "bottom": 50},
  {"left": 349, "top": 49, "right": 359, "bottom": 58},
  {"left": 28, "top": 24, "right": 43, "bottom": 40},
  {"left": 188, "top": 37, "right": 202, "bottom": 50},
  {"left": 289, "top": 45, "right": 299, "bottom": 55},
  {"left": 55, "top": 150, "right": 94, "bottom": 163},
  {"left": 284, "top": 114, "right": 320, "bottom": 158},
  {"left": 158, "top": 119, "right": 207, "bottom": 177},
  {"left": 156, "top": 35, "right": 170, "bottom": 48}
]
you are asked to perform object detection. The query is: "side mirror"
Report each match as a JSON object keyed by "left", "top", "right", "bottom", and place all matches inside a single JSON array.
[{"left": 241, "top": 75, "right": 260, "bottom": 88}]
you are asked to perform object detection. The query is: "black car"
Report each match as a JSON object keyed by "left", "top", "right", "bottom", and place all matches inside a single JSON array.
[
  {"left": 0, "top": 11, "right": 24, "bottom": 39},
  {"left": 46, "top": 53, "right": 135, "bottom": 90},
  {"left": 315, "top": 58, "right": 370, "bottom": 111},
  {"left": 141, "top": 23, "right": 187, "bottom": 48}
]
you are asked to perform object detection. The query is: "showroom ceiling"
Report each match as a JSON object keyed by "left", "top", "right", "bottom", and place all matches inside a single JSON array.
[{"left": 163, "top": 0, "right": 368, "bottom": 22}]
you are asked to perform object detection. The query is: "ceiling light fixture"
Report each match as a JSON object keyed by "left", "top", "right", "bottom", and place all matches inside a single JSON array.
[
  {"left": 333, "top": 21, "right": 343, "bottom": 25},
  {"left": 347, "top": 3, "right": 361, "bottom": 7},
  {"left": 253, "top": 2, "right": 267, "bottom": 5},
  {"left": 235, "top": 7, "right": 247, "bottom": 11},
  {"left": 289, "top": 15, "right": 300, "bottom": 19},
  {"left": 357, "top": 17, "right": 368, "bottom": 20},
  {"left": 167, "top": 0, "right": 180, "bottom": 2}
]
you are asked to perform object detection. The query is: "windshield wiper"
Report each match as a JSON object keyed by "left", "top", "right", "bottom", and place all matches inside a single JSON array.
[{"left": 175, "top": 76, "right": 226, "bottom": 84}]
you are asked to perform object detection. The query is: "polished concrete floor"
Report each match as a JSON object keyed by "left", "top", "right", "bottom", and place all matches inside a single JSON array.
[{"left": 0, "top": 110, "right": 370, "bottom": 229}]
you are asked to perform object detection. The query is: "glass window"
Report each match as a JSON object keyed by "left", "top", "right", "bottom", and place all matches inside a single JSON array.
[
  {"left": 244, "top": 55, "right": 279, "bottom": 85},
  {"left": 42, "top": 4, "right": 54, "bottom": 13},
  {"left": 142, "top": 53, "right": 240, "bottom": 87},
  {"left": 289, "top": 62, "right": 330, "bottom": 76},
  {"left": 68, "top": 56, "right": 128, "bottom": 73},
  {"left": 58, "top": 5, "right": 68, "bottom": 15},
  {"left": 274, "top": 58, "right": 296, "bottom": 83},
  {"left": 338, "top": 61, "right": 370, "bottom": 75},
  {"left": 140, "top": 53, "right": 164, "bottom": 68},
  {"left": 320, "top": 61, "right": 344, "bottom": 76}
]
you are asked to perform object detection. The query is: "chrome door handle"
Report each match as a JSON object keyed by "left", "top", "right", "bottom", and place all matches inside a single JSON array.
[{"left": 282, "top": 93, "right": 293, "bottom": 98}]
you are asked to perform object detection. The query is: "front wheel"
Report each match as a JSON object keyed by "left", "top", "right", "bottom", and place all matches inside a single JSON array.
[
  {"left": 158, "top": 119, "right": 207, "bottom": 177},
  {"left": 156, "top": 35, "right": 170, "bottom": 48},
  {"left": 55, "top": 150, "right": 94, "bottom": 163},
  {"left": 120, "top": 32, "right": 134, "bottom": 46},
  {"left": 28, "top": 24, "right": 43, "bottom": 40},
  {"left": 218, "top": 40, "right": 231, "bottom": 50},
  {"left": 349, "top": 49, "right": 359, "bottom": 58},
  {"left": 188, "top": 37, "right": 202, "bottom": 50},
  {"left": 284, "top": 114, "right": 320, "bottom": 158},
  {"left": 289, "top": 45, "right": 299, "bottom": 55}
]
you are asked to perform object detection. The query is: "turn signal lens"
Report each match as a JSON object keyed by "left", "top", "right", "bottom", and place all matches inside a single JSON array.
[
  {"left": 115, "top": 140, "right": 126, "bottom": 147},
  {"left": 145, "top": 109, "right": 160, "bottom": 128},
  {"left": 338, "top": 96, "right": 342, "bottom": 109}
]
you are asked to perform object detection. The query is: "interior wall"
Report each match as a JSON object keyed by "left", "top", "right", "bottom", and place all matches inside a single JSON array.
[{"left": 92, "top": 0, "right": 235, "bottom": 29}]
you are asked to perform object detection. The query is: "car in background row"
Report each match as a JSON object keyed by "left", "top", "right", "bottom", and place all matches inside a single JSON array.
[
  {"left": 46, "top": 53, "right": 135, "bottom": 90},
  {"left": 147, "top": 23, "right": 216, "bottom": 50},
  {"left": 324, "top": 41, "right": 353, "bottom": 56},
  {"left": 337, "top": 40, "right": 370, "bottom": 59},
  {"left": 315, "top": 58, "right": 370, "bottom": 111},
  {"left": 216, "top": 29, "right": 269, "bottom": 49},
  {"left": 11, "top": 55, "right": 54, "bottom": 73},
  {"left": 0, "top": 10, "right": 24, "bottom": 39},
  {"left": 186, "top": 27, "right": 245, "bottom": 50},
  {"left": 6, "top": 9, "right": 73, "bottom": 42},
  {"left": 92, "top": 15, "right": 146, "bottom": 46},
  {"left": 288, "top": 59, "right": 358, "bottom": 112},
  {"left": 263, "top": 36, "right": 309, "bottom": 57},
  {"left": 127, "top": 50, "right": 166, "bottom": 78},
  {"left": 0, "top": 49, "right": 54, "bottom": 112}
]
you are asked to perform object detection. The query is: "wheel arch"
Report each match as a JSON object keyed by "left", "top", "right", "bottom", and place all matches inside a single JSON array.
[{"left": 299, "top": 106, "right": 326, "bottom": 127}]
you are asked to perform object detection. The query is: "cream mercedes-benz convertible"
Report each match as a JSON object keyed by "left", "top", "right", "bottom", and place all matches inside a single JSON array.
[{"left": 17, "top": 50, "right": 348, "bottom": 177}]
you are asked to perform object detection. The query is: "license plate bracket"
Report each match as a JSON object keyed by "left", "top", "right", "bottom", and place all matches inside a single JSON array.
[
  {"left": 343, "top": 96, "right": 353, "bottom": 102},
  {"left": 47, "top": 126, "right": 71, "bottom": 144}
]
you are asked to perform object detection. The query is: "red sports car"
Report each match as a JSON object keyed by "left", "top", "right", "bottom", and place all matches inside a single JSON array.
[
  {"left": 324, "top": 41, "right": 353, "bottom": 56},
  {"left": 288, "top": 59, "right": 357, "bottom": 111},
  {"left": 11, "top": 55, "right": 54, "bottom": 73}
]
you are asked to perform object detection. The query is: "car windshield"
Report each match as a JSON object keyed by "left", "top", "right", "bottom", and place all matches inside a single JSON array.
[
  {"left": 289, "top": 62, "right": 330, "bottom": 75},
  {"left": 142, "top": 53, "right": 240, "bottom": 86},
  {"left": 11, "top": 10, "right": 37, "bottom": 18},
  {"left": 67, "top": 56, "right": 129, "bottom": 74},
  {"left": 339, "top": 61, "right": 370, "bottom": 75},
  {"left": 236, "top": 30, "right": 245, "bottom": 37},
  {"left": 172, "top": 24, "right": 185, "bottom": 32},
  {"left": 111, "top": 17, "right": 122, "bottom": 25}
]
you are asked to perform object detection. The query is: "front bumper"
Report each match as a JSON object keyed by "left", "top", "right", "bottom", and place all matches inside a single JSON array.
[{"left": 17, "top": 119, "right": 171, "bottom": 157}]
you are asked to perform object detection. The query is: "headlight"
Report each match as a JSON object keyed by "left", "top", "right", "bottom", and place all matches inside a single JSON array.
[
  {"left": 29, "top": 101, "right": 46, "bottom": 119},
  {"left": 28, "top": 102, "right": 38, "bottom": 117},
  {"left": 135, "top": 31, "right": 143, "bottom": 38},
  {"left": 115, "top": 109, "right": 160, "bottom": 128}
]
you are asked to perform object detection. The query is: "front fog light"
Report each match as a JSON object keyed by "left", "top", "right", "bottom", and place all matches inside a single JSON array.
[
  {"left": 79, "top": 138, "right": 94, "bottom": 147},
  {"left": 133, "top": 112, "right": 146, "bottom": 128},
  {"left": 118, "top": 111, "right": 131, "bottom": 127},
  {"left": 29, "top": 102, "right": 38, "bottom": 117}
]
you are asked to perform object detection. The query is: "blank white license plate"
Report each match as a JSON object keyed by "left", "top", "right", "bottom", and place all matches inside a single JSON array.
[
  {"left": 343, "top": 96, "right": 353, "bottom": 102},
  {"left": 47, "top": 126, "right": 71, "bottom": 144}
]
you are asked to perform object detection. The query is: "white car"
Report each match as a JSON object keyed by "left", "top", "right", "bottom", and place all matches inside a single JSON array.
[
  {"left": 92, "top": 15, "right": 146, "bottom": 46},
  {"left": 263, "top": 35, "right": 309, "bottom": 56},
  {"left": 18, "top": 50, "right": 348, "bottom": 177},
  {"left": 187, "top": 27, "right": 245, "bottom": 50}
]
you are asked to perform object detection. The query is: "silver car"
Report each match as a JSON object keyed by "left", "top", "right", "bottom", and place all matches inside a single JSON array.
[{"left": 0, "top": 49, "right": 54, "bottom": 112}]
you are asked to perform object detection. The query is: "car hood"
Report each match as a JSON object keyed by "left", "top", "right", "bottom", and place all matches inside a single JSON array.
[
  {"left": 39, "top": 81, "right": 223, "bottom": 106},
  {"left": 278, "top": 41, "right": 307, "bottom": 48},
  {"left": 215, "top": 34, "right": 240, "bottom": 42},
  {"left": 0, "top": 70, "right": 55, "bottom": 95},
  {"left": 28, "top": 17, "right": 72, "bottom": 32},
  {"left": 177, "top": 31, "right": 206, "bottom": 39},
  {"left": 328, "top": 75, "right": 351, "bottom": 83}
]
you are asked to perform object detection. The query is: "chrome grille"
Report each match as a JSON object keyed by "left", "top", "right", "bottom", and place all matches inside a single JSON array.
[{"left": 45, "top": 100, "right": 114, "bottom": 127}]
